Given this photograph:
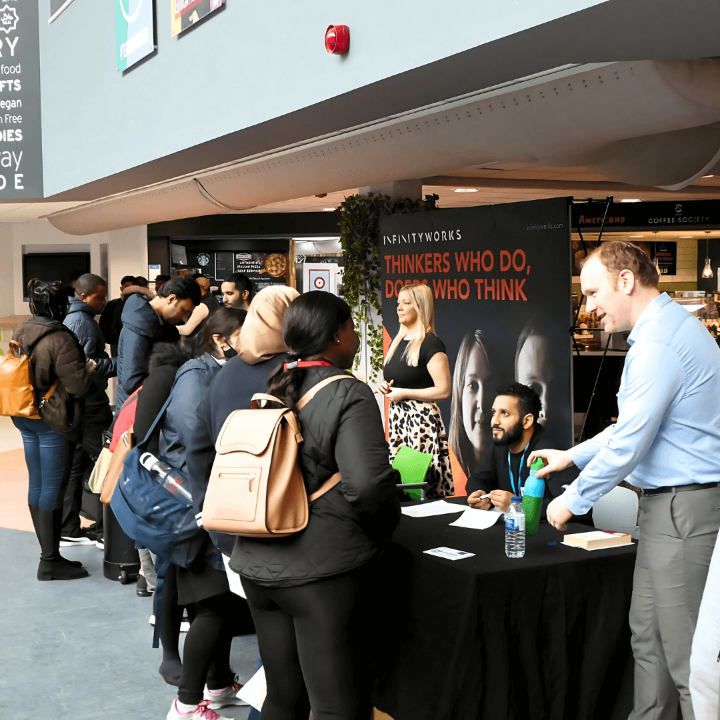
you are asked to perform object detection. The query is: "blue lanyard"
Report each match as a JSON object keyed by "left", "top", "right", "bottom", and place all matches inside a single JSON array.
[{"left": 508, "top": 445, "right": 530, "bottom": 497}]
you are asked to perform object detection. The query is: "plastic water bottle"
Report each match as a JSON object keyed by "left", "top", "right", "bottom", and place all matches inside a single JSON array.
[
  {"left": 139, "top": 452, "right": 193, "bottom": 506},
  {"left": 505, "top": 496, "right": 526, "bottom": 558}
]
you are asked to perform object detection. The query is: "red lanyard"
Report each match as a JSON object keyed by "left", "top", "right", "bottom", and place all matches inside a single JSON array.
[{"left": 283, "top": 360, "right": 335, "bottom": 370}]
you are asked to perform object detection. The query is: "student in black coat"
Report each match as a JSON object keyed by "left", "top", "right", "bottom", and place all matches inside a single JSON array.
[{"left": 466, "top": 382, "right": 578, "bottom": 517}]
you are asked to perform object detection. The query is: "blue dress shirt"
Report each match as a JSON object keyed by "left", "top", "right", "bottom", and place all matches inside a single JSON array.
[{"left": 564, "top": 293, "right": 720, "bottom": 516}]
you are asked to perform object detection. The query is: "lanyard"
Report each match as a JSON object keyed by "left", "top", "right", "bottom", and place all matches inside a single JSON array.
[
  {"left": 283, "top": 360, "right": 334, "bottom": 370},
  {"left": 508, "top": 444, "right": 530, "bottom": 497}
]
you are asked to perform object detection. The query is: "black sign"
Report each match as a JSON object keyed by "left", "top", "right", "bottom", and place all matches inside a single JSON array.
[
  {"left": 235, "top": 252, "right": 288, "bottom": 292},
  {"left": 380, "top": 198, "right": 573, "bottom": 485},
  {"left": 572, "top": 200, "right": 720, "bottom": 230},
  {"left": 214, "top": 251, "right": 233, "bottom": 279},
  {"left": 0, "top": 0, "right": 42, "bottom": 198},
  {"left": 653, "top": 241, "right": 676, "bottom": 276}
]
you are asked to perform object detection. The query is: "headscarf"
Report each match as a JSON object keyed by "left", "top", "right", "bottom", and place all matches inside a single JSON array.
[{"left": 238, "top": 285, "right": 300, "bottom": 365}]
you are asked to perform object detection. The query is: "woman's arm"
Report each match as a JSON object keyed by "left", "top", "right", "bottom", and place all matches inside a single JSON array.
[
  {"left": 177, "top": 302, "right": 209, "bottom": 336},
  {"left": 386, "top": 352, "right": 451, "bottom": 403}
]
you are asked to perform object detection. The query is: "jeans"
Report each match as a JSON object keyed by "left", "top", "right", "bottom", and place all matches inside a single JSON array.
[{"left": 12, "top": 417, "right": 71, "bottom": 511}]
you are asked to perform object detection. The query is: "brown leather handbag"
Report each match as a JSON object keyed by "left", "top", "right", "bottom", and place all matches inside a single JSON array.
[
  {"left": 202, "top": 375, "right": 355, "bottom": 538},
  {"left": 100, "top": 429, "right": 134, "bottom": 505}
]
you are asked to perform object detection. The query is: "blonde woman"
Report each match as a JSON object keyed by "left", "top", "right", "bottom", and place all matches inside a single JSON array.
[{"left": 379, "top": 283, "right": 453, "bottom": 497}]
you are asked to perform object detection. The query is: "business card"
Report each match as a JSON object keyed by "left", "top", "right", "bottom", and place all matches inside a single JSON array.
[{"left": 423, "top": 547, "right": 476, "bottom": 561}]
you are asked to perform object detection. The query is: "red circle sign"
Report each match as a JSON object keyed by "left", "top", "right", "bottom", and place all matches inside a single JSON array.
[{"left": 314, "top": 277, "right": 326, "bottom": 289}]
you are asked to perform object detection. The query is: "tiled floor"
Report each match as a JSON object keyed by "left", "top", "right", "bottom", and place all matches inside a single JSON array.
[{"left": 0, "top": 417, "right": 257, "bottom": 720}]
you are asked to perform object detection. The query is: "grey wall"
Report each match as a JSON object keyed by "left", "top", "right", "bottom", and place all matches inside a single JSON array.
[{"left": 38, "top": 0, "right": 607, "bottom": 197}]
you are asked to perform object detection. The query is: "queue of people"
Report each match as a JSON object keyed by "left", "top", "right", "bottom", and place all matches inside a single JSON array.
[{"left": 3, "top": 242, "right": 720, "bottom": 720}]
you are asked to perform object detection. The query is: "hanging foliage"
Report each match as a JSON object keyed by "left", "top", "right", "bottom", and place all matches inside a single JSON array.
[{"left": 337, "top": 192, "right": 439, "bottom": 381}]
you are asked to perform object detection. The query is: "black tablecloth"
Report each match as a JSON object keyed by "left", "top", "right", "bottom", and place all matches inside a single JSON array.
[{"left": 372, "top": 499, "right": 636, "bottom": 720}]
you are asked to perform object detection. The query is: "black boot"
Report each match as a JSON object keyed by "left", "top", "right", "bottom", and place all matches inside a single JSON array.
[
  {"left": 28, "top": 506, "right": 83, "bottom": 569},
  {"left": 36, "top": 508, "right": 89, "bottom": 581}
]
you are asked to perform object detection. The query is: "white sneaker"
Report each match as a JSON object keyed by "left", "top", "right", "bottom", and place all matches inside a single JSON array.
[
  {"left": 60, "top": 534, "right": 95, "bottom": 547},
  {"left": 203, "top": 679, "right": 250, "bottom": 709},
  {"left": 167, "top": 699, "right": 231, "bottom": 720}
]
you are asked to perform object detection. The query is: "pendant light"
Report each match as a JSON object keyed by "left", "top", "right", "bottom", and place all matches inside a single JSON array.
[
  {"left": 702, "top": 231, "right": 714, "bottom": 279},
  {"left": 652, "top": 232, "right": 661, "bottom": 273}
]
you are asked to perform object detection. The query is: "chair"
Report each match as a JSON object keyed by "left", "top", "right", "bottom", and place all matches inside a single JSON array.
[
  {"left": 592, "top": 485, "right": 639, "bottom": 539},
  {"left": 392, "top": 445, "right": 432, "bottom": 501}
]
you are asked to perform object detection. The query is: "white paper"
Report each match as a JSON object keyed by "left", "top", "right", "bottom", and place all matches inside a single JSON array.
[
  {"left": 449, "top": 507, "right": 503, "bottom": 530},
  {"left": 401, "top": 500, "right": 466, "bottom": 518},
  {"left": 237, "top": 665, "right": 266, "bottom": 711},
  {"left": 423, "top": 546, "right": 476, "bottom": 561},
  {"left": 222, "top": 554, "right": 247, "bottom": 599}
]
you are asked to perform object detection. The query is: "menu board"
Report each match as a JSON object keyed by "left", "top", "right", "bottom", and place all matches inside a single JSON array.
[
  {"left": 653, "top": 241, "right": 676, "bottom": 276},
  {"left": 235, "top": 252, "right": 288, "bottom": 291},
  {"left": 215, "top": 251, "right": 233, "bottom": 279}
]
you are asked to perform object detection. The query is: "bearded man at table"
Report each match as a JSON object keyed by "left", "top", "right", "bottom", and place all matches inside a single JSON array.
[
  {"left": 531, "top": 241, "right": 720, "bottom": 720},
  {"left": 466, "top": 382, "right": 577, "bottom": 516}
]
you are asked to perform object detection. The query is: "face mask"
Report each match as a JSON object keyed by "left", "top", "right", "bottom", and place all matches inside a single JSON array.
[{"left": 222, "top": 346, "right": 238, "bottom": 359}]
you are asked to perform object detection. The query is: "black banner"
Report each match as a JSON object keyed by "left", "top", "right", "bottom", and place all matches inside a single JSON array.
[
  {"left": 572, "top": 200, "right": 720, "bottom": 230},
  {"left": 380, "top": 198, "right": 573, "bottom": 486}
]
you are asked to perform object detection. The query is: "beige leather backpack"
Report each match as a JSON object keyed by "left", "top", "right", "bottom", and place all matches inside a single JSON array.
[{"left": 202, "top": 374, "right": 355, "bottom": 538}]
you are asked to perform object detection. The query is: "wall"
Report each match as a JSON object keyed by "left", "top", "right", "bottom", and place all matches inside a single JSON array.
[
  {"left": 38, "top": 0, "right": 610, "bottom": 197},
  {"left": 9, "top": 221, "right": 148, "bottom": 315}
]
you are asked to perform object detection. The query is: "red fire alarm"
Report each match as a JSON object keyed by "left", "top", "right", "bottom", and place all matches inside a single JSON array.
[{"left": 325, "top": 25, "right": 349, "bottom": 55}]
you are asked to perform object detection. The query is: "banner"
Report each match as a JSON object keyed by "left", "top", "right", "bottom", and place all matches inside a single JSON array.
[
  {"left": 0, "top": 0, "right": 43, "bottom": 198},
  {"left": 171, "top": 0, "right": 224, "bottom": 36},
  {"left": 116, "top": 0, "right": 155, "bottom": 72},
  {"left": 380, "top": 198, "right": 573, "bottom": 486}
]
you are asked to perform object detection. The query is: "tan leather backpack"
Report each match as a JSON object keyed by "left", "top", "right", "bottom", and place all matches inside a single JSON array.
[
  {"left": 202, "top": 374, "right": 355, "bottom": 538},
  {"left": 0, "top": 341, "right": 58, "bottom": 420}
]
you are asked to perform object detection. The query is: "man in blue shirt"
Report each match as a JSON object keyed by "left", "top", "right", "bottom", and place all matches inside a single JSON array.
[{"left": 531, "top": 241, "right": 720, "bottom": 720}]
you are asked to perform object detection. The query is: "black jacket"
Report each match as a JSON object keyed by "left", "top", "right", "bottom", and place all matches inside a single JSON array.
[
  {"left": 228, "top": 366, "right": 401, "bottom": 586},
  {"left": 64, "top": 299, "right": 116, "bottom": 405},
  {"left": 466, "top": 425, "right": 579, "bottom": 517},
  {"left": 116, "top": 294, "right": 179, "bottom": 407}
]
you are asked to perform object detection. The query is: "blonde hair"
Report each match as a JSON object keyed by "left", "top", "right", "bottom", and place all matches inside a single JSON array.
[{"left": 385, "top": 283, "right": 435, "bottom": 368}]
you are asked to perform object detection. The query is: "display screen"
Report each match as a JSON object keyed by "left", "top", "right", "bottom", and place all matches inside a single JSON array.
[{"left": 22, "top": 253, "right": 90, "bottom": 298}]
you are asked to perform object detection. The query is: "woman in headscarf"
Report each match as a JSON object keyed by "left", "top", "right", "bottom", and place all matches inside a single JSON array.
[{"left": 168, "top": 285, "right": 299, "bottom": 720}]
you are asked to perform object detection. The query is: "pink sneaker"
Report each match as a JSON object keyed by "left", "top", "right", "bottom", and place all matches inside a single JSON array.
[
  {"left": 166, "top": 699, "right": 231, "bottom": 720},
  {"left": 203, "top": 678, "right": 250, "bottom": 709}
]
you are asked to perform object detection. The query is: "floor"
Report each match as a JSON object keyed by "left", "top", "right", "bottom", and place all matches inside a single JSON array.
[{"left": 0, "top": 416, "right": 257, "bottom": 720}]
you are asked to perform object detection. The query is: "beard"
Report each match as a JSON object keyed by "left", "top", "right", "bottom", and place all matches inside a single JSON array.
[{"left": 492, "top": 419, "right": 524, "bottom": 447}]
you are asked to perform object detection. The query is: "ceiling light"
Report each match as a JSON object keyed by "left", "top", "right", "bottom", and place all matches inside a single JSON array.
[
  {"left": 323, "top": 207, "right": 336, "bottom": 212},
  {"left": 702, "top": 175, "right": 714, "bottom": 178},
  {"left": 680, "top": 236, "right": 693, "bottom": 239},
  {"left": 702, "top": 231, "right": 714, "bottom": 279},
  {"left": 620, "top": 199, "right": 641, "bottom": 203},
  {"left": 629, "top": 235, "right": 644, "bottom": 238},
  {"left": 454, "top": 188, "right": 478, "bottom": 193}
]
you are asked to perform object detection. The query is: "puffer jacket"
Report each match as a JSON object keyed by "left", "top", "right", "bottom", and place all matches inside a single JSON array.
[
  {"left": 64, "top": 299, "right": 116, "bottom": 405},
  {"left": 159, "top": 353, "right": 221, "bottom": 475},
  {"left": 226, "top": 365, "right": 401, "bottom": 587},
  {"left": 12, "top": 317, "right": 93, "bottom": 436},
  {"left": 116, "top": 293, "right": 179, "bottom": 407}
]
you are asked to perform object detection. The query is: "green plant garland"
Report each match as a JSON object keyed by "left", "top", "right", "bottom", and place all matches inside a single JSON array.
[{"left": 337, "top": 192, "right": 439, "bottom": 381}]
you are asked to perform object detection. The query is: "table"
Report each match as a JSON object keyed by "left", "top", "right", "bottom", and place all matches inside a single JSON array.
[{"left": 372, "top": 499, "right": 636, "bottom": 720}]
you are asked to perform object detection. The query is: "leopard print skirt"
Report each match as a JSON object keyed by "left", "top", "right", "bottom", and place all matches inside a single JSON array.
[{"left": 388, "top": 399, "right": 454, "bottom": 499}]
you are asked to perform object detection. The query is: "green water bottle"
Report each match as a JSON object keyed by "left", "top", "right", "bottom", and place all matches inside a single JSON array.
[{"left": 521, "top": 457, "right": 545, "bottom": 536}]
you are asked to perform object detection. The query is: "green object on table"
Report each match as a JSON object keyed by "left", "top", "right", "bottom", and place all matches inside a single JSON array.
[
  {"left": 522, "top": 457, "right": 546, "bottom": 535},
  {"left": 392, "top": 445, "right": 433, "bottom": 501}
]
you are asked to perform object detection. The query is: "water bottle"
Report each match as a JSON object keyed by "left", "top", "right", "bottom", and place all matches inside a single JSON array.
[
  {"left": 140, "top": 452, "right": 193, "bottom": 506},
  {"left": 521, "top": 457, "right": 546, "bottom": 536},
  {"left": 505, "top": 496, "right": 526, "bottom": 558}
]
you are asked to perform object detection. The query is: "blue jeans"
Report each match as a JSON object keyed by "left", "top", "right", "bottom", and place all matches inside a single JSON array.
[{"left": 12, "top": 417, "right": 70, "bottom": 511}]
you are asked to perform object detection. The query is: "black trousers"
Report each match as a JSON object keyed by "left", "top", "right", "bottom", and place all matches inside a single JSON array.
[
  {"left": 61, "top": 402, "right": 113, "bottom": 536},
  {"left": 243, "top": 564, "right": 375, "bottom": 720}
]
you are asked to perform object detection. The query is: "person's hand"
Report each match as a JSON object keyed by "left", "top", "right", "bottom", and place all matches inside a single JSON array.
[
  {"left": 377, "top": 379, "right": 394, "bottom": 396},
  {"left": 386, "top": 387, "right": 407, "bottom": 403},
  {"left": 489, "top": 489, "right": 513, "bottom": 513},
  {"left": 546, "top": 496, "right": 574, "bottom": 531},
  {"left": 526, "top": 448, "right": 574, "bottom": 479},
  {"left": 468, "top": 490, "right": 492, "bottom": 510},
  {"left": 86, "top": 360, "right": 97, "bottom": 374}
]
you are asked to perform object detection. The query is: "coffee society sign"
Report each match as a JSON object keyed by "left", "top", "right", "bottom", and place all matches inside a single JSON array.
[{"left": 0, "top": 0, "right": 42, "bottom": 198}]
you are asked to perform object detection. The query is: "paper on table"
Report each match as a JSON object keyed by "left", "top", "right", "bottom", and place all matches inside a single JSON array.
[
  {"left": 222, "top": 554, "right": 247, "bottom": 599},
  {"left": 449, "top": 507, "right": 503, "bottom": 530},
  {"left": 401, "top": 500, "right": 467, "bottom": 518},
  {"left": 237, "top": 665, "right": 266, "bottom": 711}
]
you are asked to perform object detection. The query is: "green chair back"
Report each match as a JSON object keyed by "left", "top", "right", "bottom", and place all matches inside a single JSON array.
[{"left": 392, "top": 445, "right": 433, "bottom": 501}]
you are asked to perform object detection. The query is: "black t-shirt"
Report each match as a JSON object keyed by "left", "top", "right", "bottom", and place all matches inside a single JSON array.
[
  {"left": 200, "top": 293, "right": 221, "bottom": 313},
  {"left": 383, "top": 333, "right": 446, "bottom": 390},
  {"left": 509, "top": 449, "right": 523, "bottom": 497}
]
